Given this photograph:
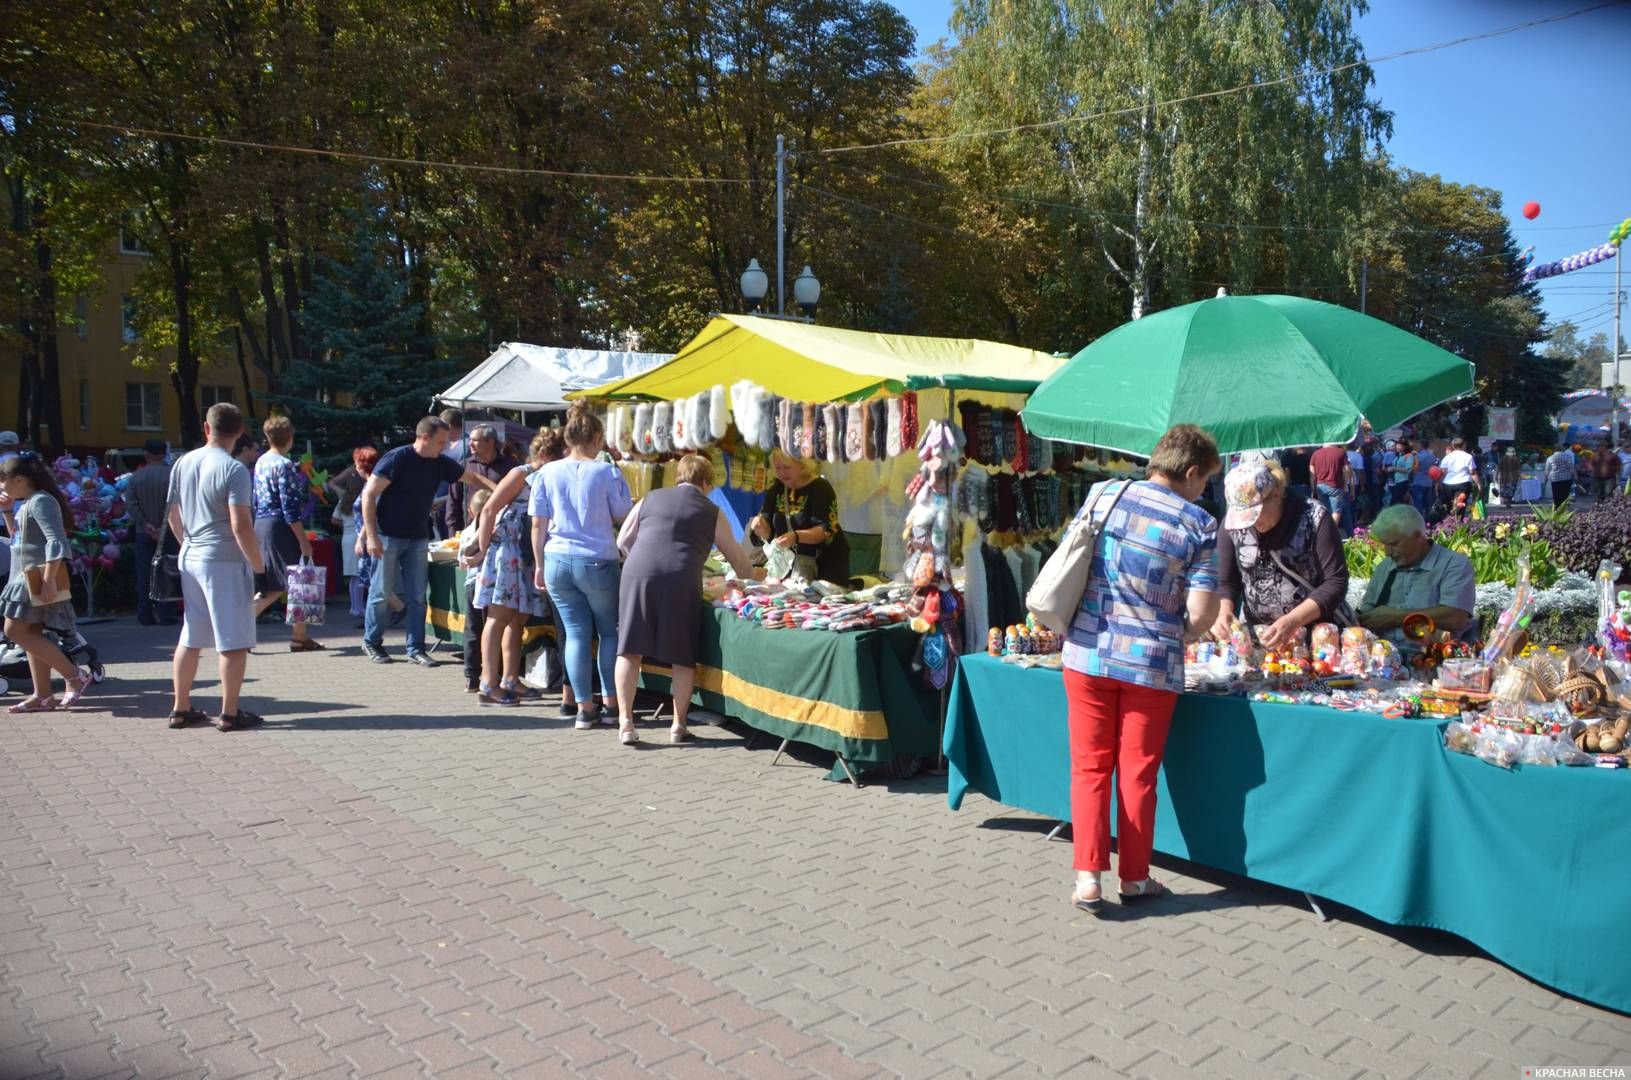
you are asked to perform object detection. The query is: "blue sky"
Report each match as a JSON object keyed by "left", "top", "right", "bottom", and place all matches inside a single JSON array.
[{"left": 889, "top": 0, "right": 1630, "bottom": 336}]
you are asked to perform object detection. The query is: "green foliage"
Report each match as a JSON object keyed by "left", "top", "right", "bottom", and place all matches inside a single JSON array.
[
  {"left": 1344, "top": 525, "right": 1560, "bottom": 589},
  {"left": 268, "top": 213, "right": 455, "bottom": 451},
  {"left": 1527, "top": 501, "right": 1575, "bottom": 526}
]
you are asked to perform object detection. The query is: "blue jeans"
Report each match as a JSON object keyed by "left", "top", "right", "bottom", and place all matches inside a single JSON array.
[
  {"left": 1411, "top": 485, "right": 1433, "bottom": 514},
  {"left": 134, "top": 533, "right": 176, "bottom": 622},
  {"left": 544, "top": 554, "right": 621, "bottom": 706},
  {"left": 364, "top": 536, "right": 428, "bottom": 653}
]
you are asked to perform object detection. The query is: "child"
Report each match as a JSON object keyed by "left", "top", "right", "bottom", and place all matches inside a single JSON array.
[
  {"left": 0, "top": 454, "right": 93, "bottom": 711},
  {"left": 458, "top": 489, "right": 491, "bottom": 692}
]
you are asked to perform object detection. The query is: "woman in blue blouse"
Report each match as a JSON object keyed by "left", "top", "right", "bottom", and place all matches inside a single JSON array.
[{"left": 252, "top": 416, "right": 322, "bottom": 651}]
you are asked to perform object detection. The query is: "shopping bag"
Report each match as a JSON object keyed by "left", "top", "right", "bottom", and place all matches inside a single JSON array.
[
  {"left": 285, "top": 556, "right": 327, "bottom": 626},
  {"left": 1026, "top": 480, "right": 1131, "bottom": 634},
  {"left": 523, "top": 640, "right": 563, "bottom": 691},
  {"left": 1470, "top": 498, "right": 1486, "bottom": 521}
]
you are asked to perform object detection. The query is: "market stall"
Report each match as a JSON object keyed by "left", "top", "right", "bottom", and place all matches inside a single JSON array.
[
  {"left": 436, "top": 342, "right": 673, "bottom": 412},
  {"left": 574, "top": 314, "right": 1072, "bottom": 771},
  {"left": 944, "top": 651, "right": 1631, "bottom": 1014}
]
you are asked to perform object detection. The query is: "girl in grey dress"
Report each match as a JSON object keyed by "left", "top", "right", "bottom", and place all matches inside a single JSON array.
[
  {"left": 611, "top": 454, "right": 755, "bottom": 745},
  {"left": 0, "top": 454, "right": 92, "bottom": 711}
]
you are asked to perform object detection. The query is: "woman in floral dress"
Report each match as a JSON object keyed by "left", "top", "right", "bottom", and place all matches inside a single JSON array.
[{"left": 472, "top": 433, "right": 554, "bottom": 707}]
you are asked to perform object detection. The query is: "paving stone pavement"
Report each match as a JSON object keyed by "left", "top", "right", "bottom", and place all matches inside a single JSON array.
[{"left": 2, "top": 617, "right": 1628, "bottom": 1079}]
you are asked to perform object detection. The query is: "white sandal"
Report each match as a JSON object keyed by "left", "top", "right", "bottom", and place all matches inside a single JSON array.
[
  {"left": 618, "top": 722, "right": 640, "bottom": 746},
  {"left": 669, "top": 725, "right": 693, "bottom": 744}
]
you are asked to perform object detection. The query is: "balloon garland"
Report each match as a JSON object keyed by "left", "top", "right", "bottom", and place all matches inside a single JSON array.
[{"left": 1521, "top": 216, "right": 1630, "bottom": 284}]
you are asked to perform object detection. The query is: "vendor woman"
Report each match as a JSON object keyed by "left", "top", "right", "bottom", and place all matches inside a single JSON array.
[
  {"left": 747, "top": 448, "right": 850, "bottom": 584},
  {"left": 1210, "top": 460, "right": 1348, "bottom": 650}
]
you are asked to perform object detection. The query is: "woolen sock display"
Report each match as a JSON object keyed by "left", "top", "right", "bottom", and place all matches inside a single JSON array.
[
  {"left": 886, "top": 398, "right": 903, "bottom": 458},
  {"left": 870, "top": 400, "right": 889, "bottom": 460},
  {"left": 633, "top": 403, "right": 653, "bottom": 454},
  {"left": 822, "top": 404, "right": 841, "bottom": 463},
  {"left": 652, "top": 401, "right": 673, "bottom": 453},
  {"left": 800, "top": 403, "right": 816, "bottom": 460},
  {"left": 844, "top": 404, "right": 865, "bottom": 463}
]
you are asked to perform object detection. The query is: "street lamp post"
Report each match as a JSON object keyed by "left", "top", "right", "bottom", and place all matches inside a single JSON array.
[
  {"left": 740, "top": 259, "right": 769, "bottom": 314},
  {"left": 738, "top": 134, "right": 820, "bottom": 322}
]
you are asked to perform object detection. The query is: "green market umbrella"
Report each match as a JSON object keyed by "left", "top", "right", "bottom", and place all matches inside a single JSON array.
[{"left": 1022, "top": 294, "right": 1476, "bottom": 456}]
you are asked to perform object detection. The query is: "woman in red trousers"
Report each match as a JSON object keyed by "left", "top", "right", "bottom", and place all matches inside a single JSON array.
[{"left": 1063, "top": 425, "right": 1223, "bottom": 914}]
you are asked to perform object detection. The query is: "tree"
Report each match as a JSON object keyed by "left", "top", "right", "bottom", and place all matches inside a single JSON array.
[
  {"left": 1544, "top": 320, "right": 1618, "bottom": 393},
  {"left": 942, "top": 0, "right": 1391, "bottom": 323},
  {"left": 1360, "top": 169, "right": 1558, "bottom": 446},
  {"left": 270, "top": 213, "right": 454, "bottom": 455}
]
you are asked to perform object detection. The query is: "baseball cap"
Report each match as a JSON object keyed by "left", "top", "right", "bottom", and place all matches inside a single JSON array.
[
  {"left": 1223, "top": 462, "right": 1281, "bottom": 531},
  {"left": 0, "top": 431, "right": 18, "bottom": 448},
  {"left": 144, "top": 438, "right": 168, "bottom": 455}
]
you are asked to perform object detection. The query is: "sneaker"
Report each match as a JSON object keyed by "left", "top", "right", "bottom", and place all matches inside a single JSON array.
[
  {"left": 363, "top": 643, "right": 392, "bottom": 664},
  {"left": 466, "top": 678, "right": 481, "bottom": 693},
  {"left": 573, "top": 712, "right": 603, "bottom": 731},
  {"left": 405, "top": 650, "right": 437, "bottom": 667}
]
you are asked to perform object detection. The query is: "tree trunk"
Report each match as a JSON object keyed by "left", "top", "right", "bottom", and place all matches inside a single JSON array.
[
  {"left": 1129, "top": 105, "right": 1154, "bottom": 321},
  {"left": 31, "top": 201, "right": 65, "bottom": 454},
  {"left": 169, "top": 235, "right": 201, "bottom": 445},
  {"left": 272, "top": 205, "right": 304, "bottom": 363},
  {"left": 234, "top": 327, "right": 256, "bottom": 412},
  {"left": 251, "top": 215, "right": 291, "bottom": 373}
]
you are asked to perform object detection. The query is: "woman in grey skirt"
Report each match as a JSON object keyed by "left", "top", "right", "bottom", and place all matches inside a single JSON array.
[
  {"left": 611, "top": 454, "right": 756, "bottom": 745},
  {"left": 0, "top": 454, "right": 93, "bottom": 711}
]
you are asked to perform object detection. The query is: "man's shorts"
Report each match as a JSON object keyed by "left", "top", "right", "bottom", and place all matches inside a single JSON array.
[{"left": 179, "top": 553, "right": 257, "bottom": 653}]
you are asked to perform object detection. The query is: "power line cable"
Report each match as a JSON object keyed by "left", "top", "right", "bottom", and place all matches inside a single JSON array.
[
  {"left": 45, "top": 117, "right": 760, "bottom": 186},
  {"left": 810, "top": 1, "right": 1626, "bottom": 156}
]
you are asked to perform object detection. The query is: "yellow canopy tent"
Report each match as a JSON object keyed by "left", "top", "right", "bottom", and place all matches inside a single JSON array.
[{"left": 573, "top": 315, "right": 1066, "bottom": 402}]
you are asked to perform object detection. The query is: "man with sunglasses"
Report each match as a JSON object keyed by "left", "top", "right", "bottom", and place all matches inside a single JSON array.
[{"left": 1355, "top": 504, "right": 1476, "bottom": 646}]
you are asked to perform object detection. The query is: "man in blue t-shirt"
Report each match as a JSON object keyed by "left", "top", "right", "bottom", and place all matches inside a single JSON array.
[{"left": 360, "top": 416, "right": 497, "bottom": 665}]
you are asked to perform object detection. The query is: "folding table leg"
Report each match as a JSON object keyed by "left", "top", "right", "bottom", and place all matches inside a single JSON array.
[
  {"left": 771, "top": 737, "right": 791, "bottom": 766},
  {"left": 834, "top": 754, "right": 862, "bottom": 789},
  {"left": 1045, "top": 821, "right": 1069, "bottom": 841},
  {"left": 1303, "top": 891, "right": 1328, "bottom": 922}
]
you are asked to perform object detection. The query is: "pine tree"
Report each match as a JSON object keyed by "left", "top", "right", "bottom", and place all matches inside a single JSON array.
[{"left": 270, "top": 213, "right": 454, "bottom": 457}]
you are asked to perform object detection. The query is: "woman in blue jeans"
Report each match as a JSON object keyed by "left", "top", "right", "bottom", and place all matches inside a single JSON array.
[{"left": 530, "top": 401, "right": 634, "bottom": 738}]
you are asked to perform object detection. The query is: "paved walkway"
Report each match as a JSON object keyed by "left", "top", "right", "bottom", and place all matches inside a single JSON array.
[{"left": 3, "top": 617, "right": 1628, "bottom": 1078}]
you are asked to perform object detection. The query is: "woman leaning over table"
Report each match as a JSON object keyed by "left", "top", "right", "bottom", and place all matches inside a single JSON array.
[
  {"left": 1064, "top": 424, "right": 1223, "bottom": 915},
  {"left": 1208, "top": 460, "right": 1348, "bottom": 651},
  {"left": 612, "top": 454, "right": 756, "bottom": 746},
  {"left": 531, "top": 401, "right": 632, "bottom": 732}
]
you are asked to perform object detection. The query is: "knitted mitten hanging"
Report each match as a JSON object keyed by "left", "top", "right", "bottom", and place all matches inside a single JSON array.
[
  {"left": 633, "top": 403, "right": 654, "bottom": 454},
  {"left": 800, "top": 403, "right": 816, "bottom": 460},
  {"left": 845, "top": 404, "right": 865, "bottom": 463},
  {"left": 822, "top": 404, "right": 841, "bottom": 463},
  {"left": 757, "top": 392, "right": 775, "bottom": 451},
  {"left": 870, "top": 400, "right": 889, "bottom": 460},
  {"left": 710, "top": 385, "right": 729, "bottom": 443}
]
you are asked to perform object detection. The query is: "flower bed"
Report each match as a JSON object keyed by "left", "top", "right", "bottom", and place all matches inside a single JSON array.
[{"left": 1345, "top": 572, "right": 1598, "bottom": 648}]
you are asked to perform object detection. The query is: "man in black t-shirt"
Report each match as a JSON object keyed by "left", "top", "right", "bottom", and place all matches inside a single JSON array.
[{"left": 360, "top": 416, "right": 497, "bottom": 665}]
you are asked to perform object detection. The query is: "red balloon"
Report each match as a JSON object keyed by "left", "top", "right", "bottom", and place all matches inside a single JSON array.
[
  {"left": 1522, "top": 201, "right": 1541, "bottom": 220},
  {"left": 1428, "top": 465, "right": 1445, "bottom": 481}
]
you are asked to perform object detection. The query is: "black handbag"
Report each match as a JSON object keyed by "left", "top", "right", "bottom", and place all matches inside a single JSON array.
[{"left": 149, "top": 538, "right": 182, "bottom": 603}]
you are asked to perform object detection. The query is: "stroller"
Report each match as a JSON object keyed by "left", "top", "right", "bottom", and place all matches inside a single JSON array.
[{"left": 0, "top": 628, "right": 107, "bottom": 696}]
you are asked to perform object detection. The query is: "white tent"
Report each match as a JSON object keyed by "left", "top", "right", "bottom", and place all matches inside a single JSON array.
[{"left": 436, "top": 342, "right": 673, "bottom": 411}]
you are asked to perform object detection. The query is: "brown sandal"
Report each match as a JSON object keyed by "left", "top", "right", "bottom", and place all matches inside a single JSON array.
[
  {"left": 168, "top": 708, "right": 209, "bottom": 729},
  {"left": 289, "top": 639, "right": 326, "bottom": 653}
]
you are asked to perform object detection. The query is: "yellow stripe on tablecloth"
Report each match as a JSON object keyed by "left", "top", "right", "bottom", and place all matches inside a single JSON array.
[
  {"left": 639, "top": 661, "right": 887, "bottom": 741},
  {"left": 427, "top": 606, "right": 554, "bottom": 644}
]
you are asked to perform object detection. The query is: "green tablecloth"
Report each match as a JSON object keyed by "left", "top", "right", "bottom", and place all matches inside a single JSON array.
[
  {"left": 425, "top": 561, "right": 552, "bottom": 648},
  {"left": 945, "top": 653, "right": 1631, "bottom": 1014},
  {"left": 640, "top": 607, "right": 937, "bottom": 768}
]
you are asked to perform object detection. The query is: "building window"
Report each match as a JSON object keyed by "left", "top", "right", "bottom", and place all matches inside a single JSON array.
[
  {"left": 74, "top": 296, "right": 89, "bottom": 340},
  {"left": 79, "top": 380, "right": 91, "bottom": 431},
  {"left": 125, "top": 383, "right": 162, "bottom": 431},
  {"left": 121, "top": 296, "right": 138, "bottom": 344},
  {"left": 200, "top": 385, "right": 234, "bottom": 408},
  {"left": 119, "top": 229, "right": 151, "bottom": 256}
]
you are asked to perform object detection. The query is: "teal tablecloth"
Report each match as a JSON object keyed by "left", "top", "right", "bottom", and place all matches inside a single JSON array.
[{"left": 945, "top": 653, "right": 1631, "bottom": 1014}]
